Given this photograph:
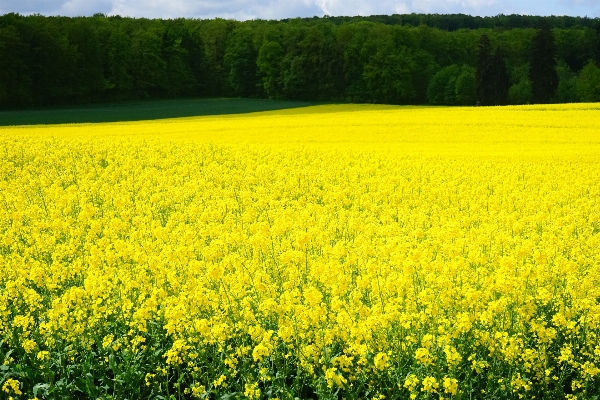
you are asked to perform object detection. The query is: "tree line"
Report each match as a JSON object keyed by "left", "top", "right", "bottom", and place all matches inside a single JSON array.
[{"left": 1, "top": 12, "right": 600, "bottom": 109}]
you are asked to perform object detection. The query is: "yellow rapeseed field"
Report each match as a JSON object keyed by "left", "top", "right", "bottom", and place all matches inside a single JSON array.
[{"left": 1, "top": 104, "right": 600, "bottom": 399}]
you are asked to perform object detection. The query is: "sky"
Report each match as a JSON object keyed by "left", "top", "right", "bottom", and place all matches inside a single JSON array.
[{"left": 1, "top": 0, "right": 599, "bottom": 20}]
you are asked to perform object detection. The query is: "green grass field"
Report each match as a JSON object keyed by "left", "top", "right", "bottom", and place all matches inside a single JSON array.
[{"left": 0, "top": 98, "right": 316, "bottom": 126}]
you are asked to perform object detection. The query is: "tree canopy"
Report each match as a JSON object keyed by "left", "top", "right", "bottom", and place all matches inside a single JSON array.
[{"left": 1, "top": 12, "right": 599, "bottom": 109}]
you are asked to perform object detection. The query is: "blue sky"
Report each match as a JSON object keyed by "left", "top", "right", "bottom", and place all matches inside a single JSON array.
[{"left": 1, "top": 0, "right": 599, "bottom": 20}]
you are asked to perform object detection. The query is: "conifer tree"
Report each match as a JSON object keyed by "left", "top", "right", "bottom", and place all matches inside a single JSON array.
[
  {"left": 476, "top": 35, "right": 509, "bottom": 106},
  {"left": 491, "top": 47, "right": 510, "bottom": 105},
  {"left": 595, "top": 22, "right": 600, "bottom": 65},
  {"left": 476, "top": 34, "right": 494, "bottom": 105},
  {"left": 530, "top": 23, "right": 558, "bottom": 103}
]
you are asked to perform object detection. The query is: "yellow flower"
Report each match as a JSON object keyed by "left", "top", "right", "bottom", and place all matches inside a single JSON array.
[
  {"left": 403, "top": 374, "right": 419, "bottom": 392},
  {"left": 421, "top": 376, "right": 439, "bottom": 393},
  {"left": 373, "top": 352, "right": 389, "bottom": 371},
  {"left": 22, "top": 339, "right": 37, "bottom": 353},
  {"left": 443, "top": 377, "right": 459, "bottom": 395},
  {"left": 324, "top": 367, "right": 347, "bottom": 389},
  {"left": 191, "top": 385, "right": 206, "bottom": 398},
  {"left": 415, "top": 348, "right": 433, "bottom": 366},
  {"left": 244, "top": 382, "right": 260, "bottom": 399},
  {"left": 2, "top": 379, "right": 22, "bottom": 395},
  {"left": 213, "top": 374, "right": 227, "bottom": 388}
]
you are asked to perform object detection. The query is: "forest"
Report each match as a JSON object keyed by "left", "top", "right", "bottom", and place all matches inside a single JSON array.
[{"left": 1, "top": 12, "right": 600, "bottom": 109}]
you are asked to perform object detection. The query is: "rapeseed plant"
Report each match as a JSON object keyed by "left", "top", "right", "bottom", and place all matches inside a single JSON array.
[{"left": 0, "top": 103, "right": 600, "bottom": 398}]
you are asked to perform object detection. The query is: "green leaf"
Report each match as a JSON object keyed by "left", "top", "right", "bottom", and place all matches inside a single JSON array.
[{"left": 33, "top": 383, "right": 50, "bottom": 397}]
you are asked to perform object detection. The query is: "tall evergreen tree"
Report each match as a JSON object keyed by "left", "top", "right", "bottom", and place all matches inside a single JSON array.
[
  {"left": 595, "top": 22, "right": 600, "bottom": 66},
  {"left": 475, "top": 34, "right": 494, "bottom": 105},
  {"left": 491, "top": 47, "right": 510, "bottom": 105},
  {"left": 530, "top": 24, "right": 558, "bottom": 103}
]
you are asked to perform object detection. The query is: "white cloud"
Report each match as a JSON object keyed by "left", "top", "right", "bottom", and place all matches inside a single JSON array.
[
  {"left": 107, "top": 0, "right": 323, "bottom": 19},
  {"left": 313, "top": 0, "right": 410, "bottom": 16},
  {"left": 60, "top": 0, "right": 112, "bottom": 15},
  {"left": 1, "top": 0, "right": 599, "bottom": 19},
  {"left": 411, "top": 0, "right": 502, "bottom": 14}
]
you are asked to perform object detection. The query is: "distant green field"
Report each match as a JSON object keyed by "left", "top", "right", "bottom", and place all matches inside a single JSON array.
[{"left": 0, "top": 98, "right": 316, "bottom": 126}]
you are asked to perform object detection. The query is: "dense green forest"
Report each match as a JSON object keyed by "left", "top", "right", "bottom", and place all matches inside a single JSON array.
[{"left": 1, "top": 12, "right": 600, "bottom": 109}]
